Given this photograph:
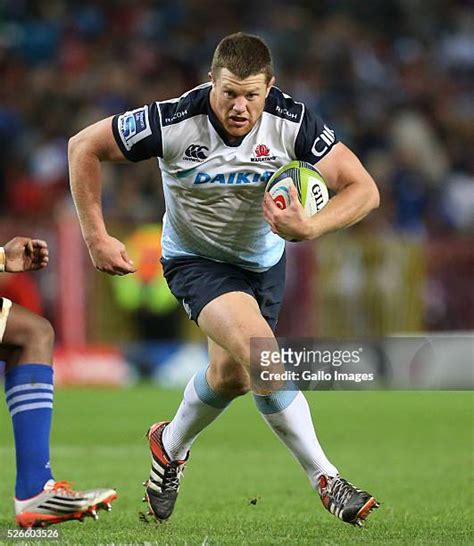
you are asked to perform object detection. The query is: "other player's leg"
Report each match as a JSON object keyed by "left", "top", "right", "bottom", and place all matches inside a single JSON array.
[{"left": 1, "top": 299, "right": 117, "bottom": 527}]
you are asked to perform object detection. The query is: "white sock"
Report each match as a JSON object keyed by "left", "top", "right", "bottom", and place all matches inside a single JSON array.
[
  {"left": 255, "top": 390, "right": 338, "bottom": 488},
  {"left": 162, "top": 368, "right": 231, "bottom": 460}
]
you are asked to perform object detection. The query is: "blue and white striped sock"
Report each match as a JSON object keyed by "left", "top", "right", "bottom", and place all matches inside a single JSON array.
[{"left": 5, "top": 364, "right": 54, "bottom": 500}]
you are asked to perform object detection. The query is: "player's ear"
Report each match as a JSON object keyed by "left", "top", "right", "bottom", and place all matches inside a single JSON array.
[
  {"left": 266, "top": 76, "right": 275, "bottom": 97},
  {"left": 209, "top": 71, "right": 215, "bottom": 85}
]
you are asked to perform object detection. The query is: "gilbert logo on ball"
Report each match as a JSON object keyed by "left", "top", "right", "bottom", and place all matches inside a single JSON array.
[{"left": 266, "top": 160, "right": 329, "bottom": 218}]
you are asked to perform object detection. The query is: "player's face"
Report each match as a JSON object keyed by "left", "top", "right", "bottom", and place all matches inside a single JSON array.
[{"left": 210, "top": 68, "right": 275, "bottom": 138}]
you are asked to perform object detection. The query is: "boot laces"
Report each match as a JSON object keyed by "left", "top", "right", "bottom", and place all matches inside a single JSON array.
[
  {"left": 51, "top": 481, "right": 81, "bottom": 497},
  {"left": 162, "top": 463, "right": 183, "bottom": 492},
  {"left": 330, "top": 478, "right": 357, "bottom": 507}
]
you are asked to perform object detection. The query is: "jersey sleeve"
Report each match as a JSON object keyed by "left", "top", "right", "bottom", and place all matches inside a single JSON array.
[
  {"left": 112, "top": 102, "right": 163, "bottom": 162},
  {"left": 294, "top": 107, "right": 338, "bottom": 164}
]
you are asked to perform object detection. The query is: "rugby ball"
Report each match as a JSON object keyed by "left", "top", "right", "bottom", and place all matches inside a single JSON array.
[{"left": 266, "top": 160, "right": 329, "bottom": 217}]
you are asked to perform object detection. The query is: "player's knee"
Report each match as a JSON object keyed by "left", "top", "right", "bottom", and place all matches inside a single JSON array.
[
  {"left": 228, "top": 339, "right": 253, "bottom": 369},
  {"left": 22, "top": 314, "right": 55, "bottom": 352},
  {"left": 38, "top": 316, "right": 55, "bottom": 350},
  {"left": 231, "top": 334, "right": 277, "bottom": 371}
]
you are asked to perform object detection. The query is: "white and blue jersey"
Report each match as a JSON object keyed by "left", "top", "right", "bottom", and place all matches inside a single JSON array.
[{"left": 112, "top": 83, "right": 337, "bottom": 271}]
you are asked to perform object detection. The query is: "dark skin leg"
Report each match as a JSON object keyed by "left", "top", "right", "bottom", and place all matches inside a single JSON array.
[{"left": 1, "top": 303, "right": 54, "bottom": 373}]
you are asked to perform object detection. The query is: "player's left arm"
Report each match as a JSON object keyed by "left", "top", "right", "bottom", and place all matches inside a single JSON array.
[
  {"left": 1, "top": 237, "right": 49, "bottom": 273},
  {"left": 308, "top": 142, "right": 380, "bottom": 238},
  {"left": 263, "top": 143, "right": 379, "bottom": 240}
]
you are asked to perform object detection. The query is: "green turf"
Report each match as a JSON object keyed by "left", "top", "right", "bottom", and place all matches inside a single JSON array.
[{"left": 0, "top": 388, "right": 473, "bottom": 545}]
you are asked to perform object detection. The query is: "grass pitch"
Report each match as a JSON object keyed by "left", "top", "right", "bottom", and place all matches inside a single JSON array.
[{"left": 0, "top": 387, "right": 472, "bottom": 545}]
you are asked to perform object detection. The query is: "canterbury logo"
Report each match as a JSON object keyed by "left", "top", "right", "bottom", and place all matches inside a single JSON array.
[{"left": 184, "top": 144, "right": 209, "bottom": 161}]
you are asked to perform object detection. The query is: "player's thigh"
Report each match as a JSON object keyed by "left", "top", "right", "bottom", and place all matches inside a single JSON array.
[
  {"left": 198, "top": 291, "right": 278, "bottom": 369},
  {"left": 207, "top": 338, "right": 250, "bottom": 396}
]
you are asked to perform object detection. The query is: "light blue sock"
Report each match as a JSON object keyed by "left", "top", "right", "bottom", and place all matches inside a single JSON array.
[
  {"left": 5, "top": 364, "right": 54, "bottom": 499},
  {"left": 254, "top": 389, "right": 339, "bottom": 485},
  {"left": 253, "top": 388, "right": 298, "bottom": 414},
  {"left": 162, "top": 367, "right": 232, "bottom": 459},
  {"left": 193, "top": 367, "right": 233, "bottom": 409}
]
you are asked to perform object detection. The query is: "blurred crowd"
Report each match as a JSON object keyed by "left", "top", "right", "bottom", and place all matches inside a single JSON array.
[
  {"left": 0, "top": 0, "right": 473, "bottom": 338},
  {"left": 0, "top": 0, "right": 473, "bottom": 235}
]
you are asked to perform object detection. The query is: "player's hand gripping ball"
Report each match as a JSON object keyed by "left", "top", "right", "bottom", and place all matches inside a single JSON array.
[{"left": 265, "top": 160, "right": 329, "bottom": 240}]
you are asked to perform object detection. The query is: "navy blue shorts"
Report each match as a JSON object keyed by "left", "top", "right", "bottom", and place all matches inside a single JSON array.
[{"left": 161, "top": 254, "right": 286, "bottom": 331}]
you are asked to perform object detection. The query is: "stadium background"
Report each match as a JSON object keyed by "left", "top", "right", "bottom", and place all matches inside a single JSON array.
[{"left": 0, "top": 1, "right": 472, "bottom": 543}]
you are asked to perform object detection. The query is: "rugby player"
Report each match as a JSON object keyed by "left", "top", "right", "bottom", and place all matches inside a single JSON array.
[
  {"left": 0, "top": 237, "right": 117, "bottom": 527},
  {"left": 68, "top": 33, "right": 380, "bottom": 526}
]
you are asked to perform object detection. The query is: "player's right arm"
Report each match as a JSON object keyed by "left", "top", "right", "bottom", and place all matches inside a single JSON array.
[
  {"left": 1, "top": 237, "right": 49, "bottom": 273},
  {"left": 68, "top": 117, "right": 137, "bottom": 275}
]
